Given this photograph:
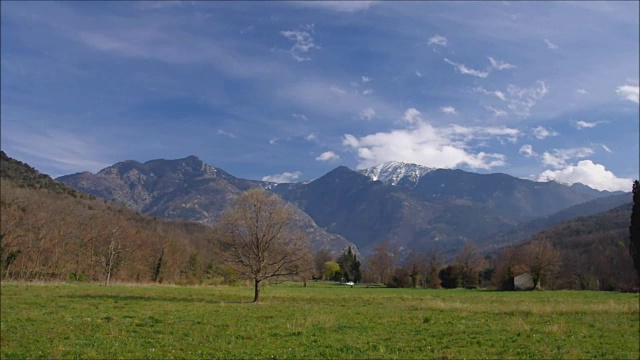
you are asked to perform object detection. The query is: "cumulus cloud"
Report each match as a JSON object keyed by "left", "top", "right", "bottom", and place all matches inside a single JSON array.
[
  {"left": 536, "top": 160, "right": 631, "bottom": 192},
  {"left": 403, "top": 108, "right": 422, "bottom": 124},
  {"left": 532, "top": 126, "right": 558, "bottom": 139},
  {"left": 428, "top": 35, "right": 447, "bottom": 47},
  {"left": 343, "top": 108, "right": 519, "bottom": 170},
  {"left": 359, "top": 107, "right": 376, "bottom": 120},
  {"left": 541, "top": 147, "right": 594, "bottom": 169},
  {"left": 440, "top": 106, "right": 457, "bottom": 115},
  {"left": 361, "top": 76, "right": 371, "bottom": 83},
  {"left": 488, "top": 57, "right": 516, "bottom": 70},
  {"left": 305, "top": 133, "right": 318, "bottom": 141},
  {"left": 262, "top": 171, "right": 302, "bottom": 183},
  {"left": 519, "top": 144, "right": 536, "bottom": 157},
  {"left": 601, "top": 144, "right": 612, "bottom": 153},
  {"left": 616, "top": 84, "right": 639, "bottom": 103},
  {"left": 444, "top": 58, "right": 489, "bottom": 78},
  {"left": 544, "top": 38, "right": 559, "bottom": 50},
  {"left": 315, "top": 151, "right": 340, "bottom": 162},
  {"left": 281, "top": 25, "right": 319, "bottom": 62}
]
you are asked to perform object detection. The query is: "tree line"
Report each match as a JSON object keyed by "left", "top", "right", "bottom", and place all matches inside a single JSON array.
[{"left": 2, "top": 163, "right": 638, "bottom": 295}]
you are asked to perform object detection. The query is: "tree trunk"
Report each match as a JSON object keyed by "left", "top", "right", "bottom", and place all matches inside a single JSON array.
[{"left": 253, "top": 279, "right": 261, "bottom": 303}]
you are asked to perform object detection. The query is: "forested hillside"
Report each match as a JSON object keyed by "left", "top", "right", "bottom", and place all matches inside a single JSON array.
[
  {"left": 518, "top": 203, "right": 637, "bottom": 290},
  {"left": 0, "top": 153, "right": 224, "bottom": 285}
]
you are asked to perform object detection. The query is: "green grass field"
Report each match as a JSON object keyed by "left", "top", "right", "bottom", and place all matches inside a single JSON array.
[{"left": 1, "top": 282, "right": 638, "bottom": 359}]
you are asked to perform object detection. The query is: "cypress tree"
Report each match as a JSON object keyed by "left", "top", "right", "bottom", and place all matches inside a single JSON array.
[{"left": 630, "top": 180, "right": 640, "bottom": 281}]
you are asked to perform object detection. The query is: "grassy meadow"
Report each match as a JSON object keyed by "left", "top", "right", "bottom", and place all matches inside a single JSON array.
[{"left": 1, "top": 282, "right": 638, "bottom": 359}]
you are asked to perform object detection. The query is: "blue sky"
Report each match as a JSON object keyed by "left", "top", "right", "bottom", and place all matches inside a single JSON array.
[{"left": 1, "top": 1, "right": 638, "bottom": 191}]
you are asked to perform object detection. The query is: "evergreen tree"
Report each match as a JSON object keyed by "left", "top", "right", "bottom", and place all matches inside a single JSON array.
[
  {"left": 630, "top": 180, "right": 640, "bottom": 281},
  {"left": 337, "top": 247, "right": 361, "bottom": 283}
]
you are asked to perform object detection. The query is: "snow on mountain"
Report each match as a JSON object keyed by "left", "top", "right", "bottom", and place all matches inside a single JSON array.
[
  {"left": 533, "top": 173, "right": 573, "bottom": 186},
  {"left": 359, "top": 161, "right": 435, "bottom": 186}
]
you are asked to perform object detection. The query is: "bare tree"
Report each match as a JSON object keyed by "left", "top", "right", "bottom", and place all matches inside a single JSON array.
[
  {"left": 520, "top": 238, "right": 561, "bottom": 290},
  {"left": 455, "top": 241, "right": 486, "bottom": 288},
  {"left": 101, "top": 226, "right": 124, "bottom": 286},
  {"left": 217, "top": 189, "right": 310, "bottom": 303},
  {"left": 366, "top": 241, "right": 396, "bottom": 284},
  {"left": 313, "top": 248, "right": 333, "bottom": 280}
]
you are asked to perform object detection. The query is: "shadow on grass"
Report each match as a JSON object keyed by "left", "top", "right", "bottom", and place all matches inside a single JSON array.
[{"left": 60, "top": 294, "right": 255, "bottom": 305}]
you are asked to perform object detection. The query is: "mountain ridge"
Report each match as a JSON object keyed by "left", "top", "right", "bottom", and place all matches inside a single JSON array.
[{"left": 58, "top": 155, "right": 624, "bottom": 256}]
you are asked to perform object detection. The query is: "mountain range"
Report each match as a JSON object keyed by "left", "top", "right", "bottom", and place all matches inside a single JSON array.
[{"left": 57, "top": 156, "right": 629, "bottom": 256}]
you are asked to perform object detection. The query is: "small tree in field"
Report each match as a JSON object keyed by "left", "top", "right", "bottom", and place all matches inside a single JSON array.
[{"left": 217, "top": 189, "right": 310, "bottom": 303}]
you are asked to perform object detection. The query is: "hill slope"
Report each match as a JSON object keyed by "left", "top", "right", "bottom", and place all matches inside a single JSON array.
[{"left": 57, "top": 156, "right": 355, "bottom": 255}]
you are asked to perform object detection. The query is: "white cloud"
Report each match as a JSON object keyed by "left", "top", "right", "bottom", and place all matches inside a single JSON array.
[
  {"left": 536, "top": 160, "right": 631, "bottom": 192},
  {"left": 403, "top": 108, "right": 422, "bottom": 124},
  {"left": 281, "top": 25, "right": 319, "bottom": 62},
  {"left": 428, "top": 35, "right": 448, "bottom": 47},
  {"left": 362, "top": 89, "right": 373, "bottom": 96},
  {"left": 601, "top": 144, "right": 612, "bottom": 153},
  {"left": 361, "top": 76, "right": 371, "bottom": 83},
  {"left": 440, "top": 106, "right": 457, "bottom": 115},
  {"left": 292, "top": 113, "right": 308, "bottom": 121},
  {"left": 415, "top": 71, "right": 423, "bottom": 78},
  {"left": 532, "top": 126, "right": 558, "bottom": 139},
  {"left": 269, "top": 138, "right": 279, "bottom": 145},
  {"left": 488, "top": 57, "right": 516, "bottom": 70},
  {"left": 475, "top": 86, "right": 507, "bottom": 101},
  {"left": 343, "top": 109, "right": 518, "bottom": 170},
  {"left": 305, "top": 133, "right": 318, "bottom": 141},
  {"left": 478, "top": 81, "right": 548, "bottom": 117},
  {"left": 541, "top": 147, "right": 594, "bottom": 169},
  {"left": 444, "top": 58, "right": 489, "bottom": 78},
  {"left": 506, "top": 81, "right": 548, "bottom": 116},
  {"left": 262, "top": 171, "right": 302, "bottom": 183},
  {"left": 315, "top": 151, "right": 340, "bottom": 162},
  {"left": 519, "top": 144, "right": 536, "bottom": 157},
  {"left": 485, "top": 105, "right": 508, "bottom": 117},
  {"left": 616, "top": 84, "right": 639, "bottom": 103},
  {"left": 359, "top": 107, "right": 376, "bottom": 120},
  {"left": 575, "top": 88, "right": 588, "bottom": 95},
  {"left": 574, "top": 120, "right": 598, "bottom": 129},
  {"left": 544, "top": 38, "right": 559, "bottom": 50},
  {"left": 217, "top": 129, "right": 237, "bottom": 138}
]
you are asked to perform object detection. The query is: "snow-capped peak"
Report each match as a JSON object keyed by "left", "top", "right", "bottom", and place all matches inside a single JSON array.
[
  {"left": 359, "top": 161, "right": 435, "bottom": 186},
  {"left": 533, "top": 173, "right": 572, "bottom": 186}
]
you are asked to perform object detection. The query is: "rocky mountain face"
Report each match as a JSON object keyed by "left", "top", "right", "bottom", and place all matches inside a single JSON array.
[
  {"left": 59, "top": 157, "right": 621, "bottom": 257},
  {"left": 57, "top": 156, "right": 355, "bottom": 256}
]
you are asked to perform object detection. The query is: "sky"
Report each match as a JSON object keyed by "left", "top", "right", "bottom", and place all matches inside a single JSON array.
[{"left": 1, "top": 1, "right": 638, "bottom": 192}]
